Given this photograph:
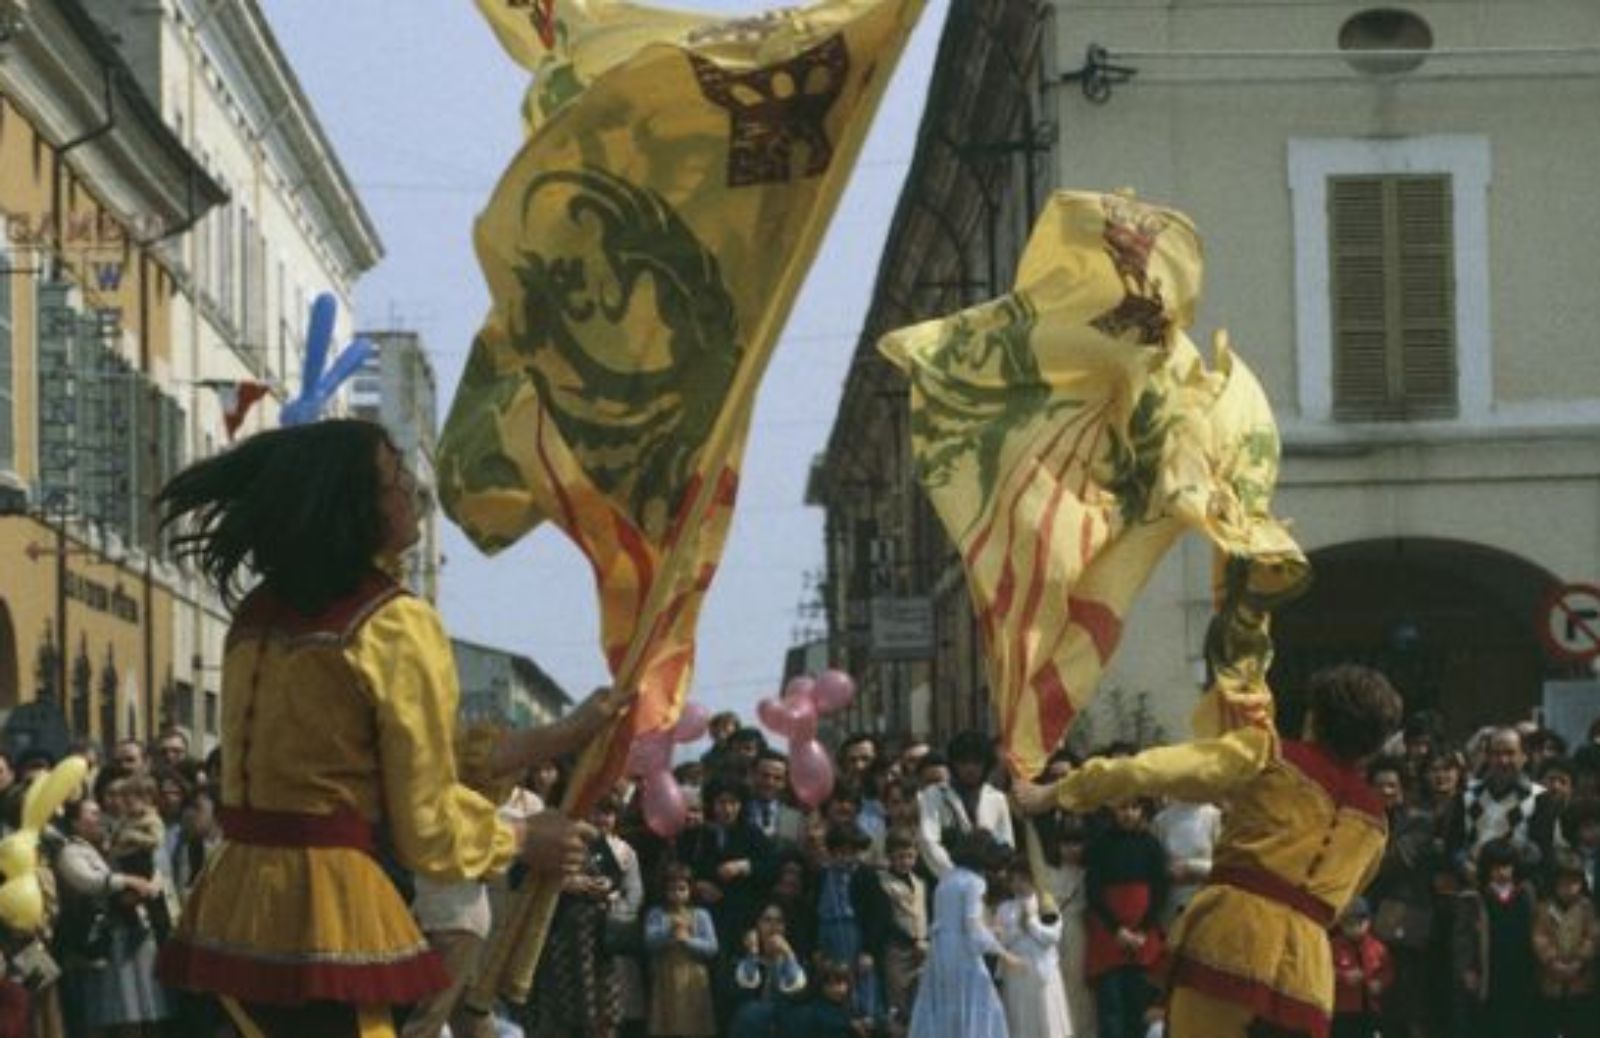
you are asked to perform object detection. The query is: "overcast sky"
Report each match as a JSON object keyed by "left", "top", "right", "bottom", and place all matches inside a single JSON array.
[{"left": 258, "top": 0, "right": 948, "bottom": 713}]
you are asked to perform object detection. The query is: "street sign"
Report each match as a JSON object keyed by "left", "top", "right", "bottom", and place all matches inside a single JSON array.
[
  {"left": 870, "top": 596, "right": 933, "bottom": 661},
  {"left": 1540, "top": 582, "right": 1600, "bottom": 663}
]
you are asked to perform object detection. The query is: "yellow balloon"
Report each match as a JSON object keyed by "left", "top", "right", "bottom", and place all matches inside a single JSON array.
[
  {"left": 0, "top": 830, "right": 36, "bottom": 878},
  {"left": 22, "top": 756, "right": 88, "bottom": 831},
  {"left": 0, "top": 869, "right": 42, "bottom": 932},
  {"left": 0, "top": 756, "right": 89, "bottom": 934}
]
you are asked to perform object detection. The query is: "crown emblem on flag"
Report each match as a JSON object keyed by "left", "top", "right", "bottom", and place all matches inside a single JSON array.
[{"left": 690, "top": 36, "right": 849, "bottom": 187}]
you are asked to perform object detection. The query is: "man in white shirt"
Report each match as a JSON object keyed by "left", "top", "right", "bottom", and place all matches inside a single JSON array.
[{"left": 916, "top": 731, "right": 1014, "bottom": 878}]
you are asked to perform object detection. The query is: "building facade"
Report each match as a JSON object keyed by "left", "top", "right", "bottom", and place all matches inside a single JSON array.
[
  {"left": 0, "top": 0, "right": 226, "bottom": 755},
  {"left": 811, "top": 0, "right": 1053, "bottom": 747},
  {"left": 0, "top": 0, "right": 382, "bottom": 755},
  {"left": 80, "top": 0, "right": 383, "bottom": 749},
  {"left": 452, "top": 638, "right": 571, "bottom": 731},
  {"left": 820, "top": 0, "right": 1600, "bottom": 749},
  {"left": 350, "top": 330, "right": 440, "bottom": 602}
]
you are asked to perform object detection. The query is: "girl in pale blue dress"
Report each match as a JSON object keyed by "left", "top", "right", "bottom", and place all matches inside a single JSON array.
[{"left": 909, "top": 830, "right": 1021, "bottom": 1038}]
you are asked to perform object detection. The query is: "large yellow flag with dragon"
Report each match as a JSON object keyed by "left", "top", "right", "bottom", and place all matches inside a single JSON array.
[
  {"left": 438, "top": 0, "right": 924, "bottom": 1000},
  {"left": 880, "top": 191, "right": 1310, "bottom": 780}
]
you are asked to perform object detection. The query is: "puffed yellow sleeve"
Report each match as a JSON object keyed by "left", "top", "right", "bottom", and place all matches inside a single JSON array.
[
  {"left": 345, "top": 595, "right": 518, "bottom": 881},
  {"left": 1054, "top": 726, "right": 1276, "bottom": 812}
]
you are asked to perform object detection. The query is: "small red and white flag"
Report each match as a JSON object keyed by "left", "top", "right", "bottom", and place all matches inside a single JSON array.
[{"left": 202, "top": 381, "right": 272, "bottom": 440}]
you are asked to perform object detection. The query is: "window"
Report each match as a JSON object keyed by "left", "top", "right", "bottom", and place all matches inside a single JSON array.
[
  {"left": 1288, "top": 136, "right": 1491, "bottom": 425},
  {"left": 0, "top": 251, "right": 13, "bottom": 472},
  {"left": 1327, "top": 174, "right": 1455, "bottom": 420}
]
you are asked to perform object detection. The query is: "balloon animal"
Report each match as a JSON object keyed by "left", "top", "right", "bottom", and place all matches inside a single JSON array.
[
  {"left": 626, "top": 702, "right": 711, "bottom": 837},
  {"left": 757, "top": 669, "right": 856, "bottom": 808},
  {"left": 0, "top": 755, "right": 89, "bottom": 933},
  {"left": 280, "top": 293, "right": 377, "bottom": 426}
]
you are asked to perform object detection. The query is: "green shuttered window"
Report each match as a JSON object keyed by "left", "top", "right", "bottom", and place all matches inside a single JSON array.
[{"left": 1327, "top": 174, "right": 1457, "bottom": 420}]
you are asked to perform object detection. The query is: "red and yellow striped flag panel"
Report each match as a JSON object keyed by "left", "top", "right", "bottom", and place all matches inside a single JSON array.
[{"left": 879, "top": 191, "right": 1308, "bottom": 778}]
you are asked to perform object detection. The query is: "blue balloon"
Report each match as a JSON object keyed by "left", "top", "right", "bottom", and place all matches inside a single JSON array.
[
  {"left": 281, "top": 296, "right": 378, "bottom": 426},
  {"left": 302, "top": 293, "right": 338, "bottom": 391}
]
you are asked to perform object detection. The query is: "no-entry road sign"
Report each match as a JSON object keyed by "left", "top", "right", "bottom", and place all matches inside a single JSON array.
[{"left": 1541, "top": 583, "right": 1600, "bottom": 663}]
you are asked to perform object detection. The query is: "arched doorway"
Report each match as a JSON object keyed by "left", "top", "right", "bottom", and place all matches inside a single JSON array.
[{"left": 1268, "top": 538, "right": 1584, "bottom": 740}]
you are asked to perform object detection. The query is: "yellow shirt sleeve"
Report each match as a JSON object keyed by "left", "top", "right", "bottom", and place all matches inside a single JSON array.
[
  {"left": 345, "top": 595, "right": 517, "bottom": 881},
  {"left": 1054, "top": 726, "right": 1276, "bottom": 812}
]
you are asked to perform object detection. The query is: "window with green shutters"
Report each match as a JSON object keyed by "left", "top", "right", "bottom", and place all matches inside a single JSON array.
[{"left": 1327, "top": 174, "right": 1457, "bottom": 420}]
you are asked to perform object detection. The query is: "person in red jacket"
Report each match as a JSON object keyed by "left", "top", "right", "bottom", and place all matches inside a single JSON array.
[{"left": 1330, "top": 897, "right": 1394, "bottom": 1038}]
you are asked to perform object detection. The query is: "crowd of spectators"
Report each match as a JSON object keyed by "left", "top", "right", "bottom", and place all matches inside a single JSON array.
[{"left": 2, "top": 708, "right": 1599, "bottom": 1038}]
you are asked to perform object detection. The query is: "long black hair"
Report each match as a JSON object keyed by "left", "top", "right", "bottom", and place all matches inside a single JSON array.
[{"left": 157, "top": 419, "right": 393, "bottom": 615}]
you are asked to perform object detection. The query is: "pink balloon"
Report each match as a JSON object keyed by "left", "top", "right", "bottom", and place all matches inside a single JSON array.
[
  {"left": 812, "top": 670, "right": 856, "bottom": 713},
  {"left": 786, "top": 696, "right": 818, "bottom": 741},
  {"left": 782, "top": 675, "right": 817, "bottom": 704},
  {"left": 674, "top": 703, "right": 711, "bottom": 743},
  {"left": 757, "top": 697, "right": 792, "bottom": 735},
  {"left": 640, "top": 776, "right": 687, "bottom": 838},
  {"left": 789, "top": 739, "right": 836, "bottom": 808},
  {"left": 626, "top": 732, "right": 671, "bottom": 777}
]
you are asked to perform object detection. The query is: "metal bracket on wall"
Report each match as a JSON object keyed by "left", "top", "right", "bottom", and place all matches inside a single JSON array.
[{"left": 1060, "top": 44, "right": 1138, "bottom": 104}]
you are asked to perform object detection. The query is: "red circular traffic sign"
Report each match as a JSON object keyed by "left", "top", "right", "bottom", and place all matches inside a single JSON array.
[{"left": 1540, "top": 582, "right": 1600, "bottom": 663}]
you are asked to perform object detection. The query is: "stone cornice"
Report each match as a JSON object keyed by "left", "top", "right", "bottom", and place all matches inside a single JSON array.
[
  {"left": 2, "top": 0, "right": 227, "bottom": 237},
  {"left": 189, "top": 0, "right": 384, "bottom": 276}
]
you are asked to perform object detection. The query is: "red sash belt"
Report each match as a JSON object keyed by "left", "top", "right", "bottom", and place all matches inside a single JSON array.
[
  {"left": 219, "top": 806, "right": 377, "bottom": 854},
  {"left": 1210, "top": 865, "right": 1335, "bottom": 928}
]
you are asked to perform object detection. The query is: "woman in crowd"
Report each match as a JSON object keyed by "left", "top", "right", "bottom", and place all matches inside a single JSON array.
[
  {"left": 55, "top": 798, "right": 169, "bottom": 1037},
  {"left": 152, "top": 420, "right": 616, "bottom": 1036}
]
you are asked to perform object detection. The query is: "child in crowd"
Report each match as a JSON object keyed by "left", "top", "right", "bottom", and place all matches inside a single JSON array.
[
  {"left": 730, "top": 902, "right": 808, "bottom": 1038},
  {"left": 858, "top": 830, "right": 928, "bottom": 1036},
  {"left": 1453, "top": 838, "right": 1538, "bottom": 1038},
  {"left": 1330, "top": 897, "right": 1393, "bottom": 1038},
  {"left": 816, "top": 822, "right": 883, "bottom": 1028},
  {"left": 1532, "top": 758, "right": 1578, "bottom": 864},
  {"left": 780, "top": 959, "right": 873, "bottom": 1038},
  {"left": 1563, "top": 798, "right": 1600, "bottom": 896},
  {"left": 770, "top": 850, "right": 818, "bottom": 965},
  {"left": 907, "top": 829, "right": 1020, "bottom": 1038},
  {"left": 105, "top": 773, "right": 171, "bottom": 939},
  {"left": 1532, "top": 852, "right": 1597, "bottom": 1038},
  {"left": 995, "top": 858, "right": 1072, "bottom": 1038},
  {"left": 644, "top": 864, "right": 719, "bottom": 1038},
  {"left": 692, "top": 778, "right": 775, "bottom": 956},
  {"left": 1083, "top": 798, "right": 1166, "bottom": 1038}
]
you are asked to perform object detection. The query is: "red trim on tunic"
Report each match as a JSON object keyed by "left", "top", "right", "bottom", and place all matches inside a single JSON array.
[
  {"left": 1167, "top": 953, "right": 1330, "bottom": 1038},
  {"left": 157, "top": 939, "right": 449, "bottom": 1007},
  {"left": 1281, "top": 741, "right": 1384, "bottom": 823},
  {"left": 229, "top": 572, "right": 406, "bottom": 648},
  {"left": 218, "top": 806, "right": 378, "bottom": 853},
  {"left": 1210, "top": 865, "right": 1336, "bottom": 927}
]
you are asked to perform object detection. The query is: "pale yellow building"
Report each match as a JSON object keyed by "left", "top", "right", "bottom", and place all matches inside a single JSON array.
[
  {"left": 0, "top": 0, "right": 225, "bottom": 752},
  {"left": 1049, "top": 0, "right": 1600, "bottom": 739}
]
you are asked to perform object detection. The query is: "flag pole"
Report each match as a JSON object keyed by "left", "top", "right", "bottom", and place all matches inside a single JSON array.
[{"left": 467, "top": 0, "right": 928, "bottom": 1007}]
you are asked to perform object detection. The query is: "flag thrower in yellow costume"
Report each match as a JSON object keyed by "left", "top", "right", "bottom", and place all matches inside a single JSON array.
[
  {"left": 438, "top": 0, "right": 926, "bottom": 1004},
  {"left": 878, "top": 189, "right": 1309, "bottom": 783}
]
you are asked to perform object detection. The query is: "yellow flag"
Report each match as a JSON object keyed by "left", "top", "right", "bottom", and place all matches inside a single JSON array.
[
  {"left": 879, "top": 191, "right": 1309, "bottom": 779},
  {"left": 440, "top": 0, "right": 925, "bottom": 1001}
]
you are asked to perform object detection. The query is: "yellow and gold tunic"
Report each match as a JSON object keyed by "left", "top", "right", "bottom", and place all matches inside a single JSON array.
[
  {"left": 1049, "top": 712, "right": 1386, "bottom": 1038},
  {"left": 159, "top": 573, "right": 517, "bottom": 1007}
]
